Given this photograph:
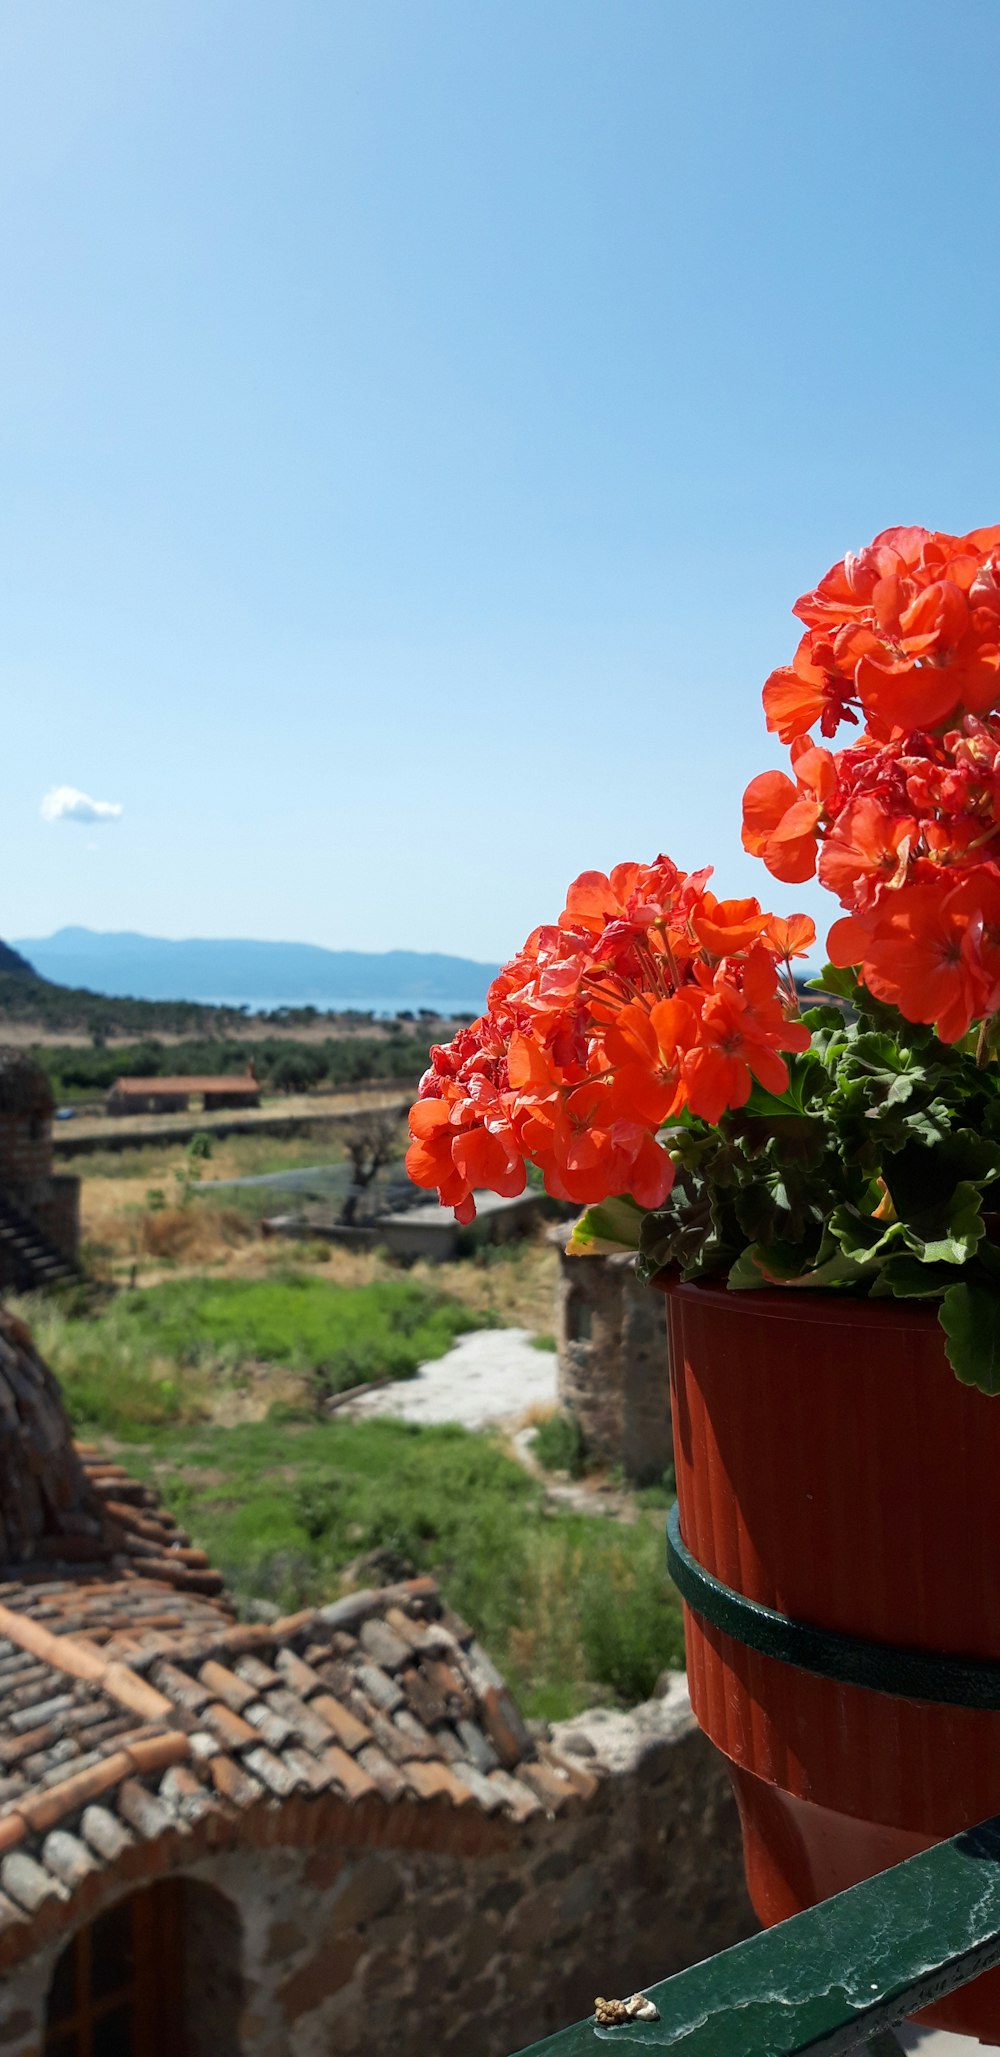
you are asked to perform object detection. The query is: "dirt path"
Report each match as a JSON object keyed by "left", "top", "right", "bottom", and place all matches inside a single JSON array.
[
  {"left": 342, "top": 1327, "right": 558, "bottom": 1431},
  {"left": 53, "top": 1086, "right": 410, "bottom": 1153}
]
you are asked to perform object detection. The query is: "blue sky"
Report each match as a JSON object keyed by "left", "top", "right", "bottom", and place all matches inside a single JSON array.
[{"left": 4, "top": 1, "right": 1000, "bottom": 963}]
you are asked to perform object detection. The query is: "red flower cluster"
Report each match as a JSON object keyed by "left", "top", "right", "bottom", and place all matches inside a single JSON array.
[
  {"left": 743, "top": 524, "right": 1000, "bottom": 1042},
  {"left": 406, "top": 861, "right": 813, "bottom": 1221}
]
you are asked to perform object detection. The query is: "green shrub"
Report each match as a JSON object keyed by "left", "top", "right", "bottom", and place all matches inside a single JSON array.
[
  {"left": 531, "top": 1409, "right": 588, "bottom": 1477},
  {"left": 576, "top": 1524, "right": 679, "bottom": 1702},
  {"left": 115, "top": 1273, "right": 487, "bottom": 1393}
]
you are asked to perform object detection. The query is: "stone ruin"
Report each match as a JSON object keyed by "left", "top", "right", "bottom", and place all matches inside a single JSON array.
[
  {"left": 0, "top": 1052, "right": 80, "bottom": 1294},
  {"left": 552, "top": 1229, "right": 673, "bottom": 1486}
]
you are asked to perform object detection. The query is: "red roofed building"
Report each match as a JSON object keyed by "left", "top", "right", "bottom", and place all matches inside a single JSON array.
[{"left": 106, "top": 1072, "right": 261, "bottom": 1117}]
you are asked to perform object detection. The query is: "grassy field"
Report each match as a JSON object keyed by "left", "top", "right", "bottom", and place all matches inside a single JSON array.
[
  {"left": 20, "top": 1272, "right": 491, "bottom": 1429},
  {"left": 63, "top": 1122, "right": 355, "bottom": 1184},
  {"left": 9, "top": 1142, "right": 678, "bottom": 1721},
  {"left": 122, "top": 1414, "right": 683, "bottom": 1720}
]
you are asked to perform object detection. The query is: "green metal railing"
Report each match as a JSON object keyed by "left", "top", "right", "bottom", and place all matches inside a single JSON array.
[{"left": 511, "top": 1812, "right": 1000, "bottom": 2053}]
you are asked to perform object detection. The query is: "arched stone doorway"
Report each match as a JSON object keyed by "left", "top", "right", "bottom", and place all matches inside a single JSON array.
[{"left": 44, "top": 1878, "right": 243, "bottom": 2056}]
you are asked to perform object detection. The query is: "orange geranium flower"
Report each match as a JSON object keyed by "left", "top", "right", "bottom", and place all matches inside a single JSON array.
[
  {"left": 742, "top": 743, "right": 838, "bottom": 883},
  {"left": 744, "top": 522, "right": 1000, "bottom": 1041},
  {"left": 855, "top": 883, "right": 989, "bottom": 1045},
  {"left": 406, "top": 858, "right": 813, "bottom": 1220},
  {"left": 680, "top": 949, "right": 809, "bottom": 1123},
  {"left": 766, "top": 912, "right": 816, "bottom": 961},
  {"left": 817, "top": 797, "right": 917, "bottom": 912}
]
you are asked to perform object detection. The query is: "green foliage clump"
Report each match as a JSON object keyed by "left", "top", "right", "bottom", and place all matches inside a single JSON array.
[
  {"left": 117, "top": 1273, "right": 487, "bottom": 1393},
  {"left": 18, "top": 1297, "right": 201, "bottom": 1434},
  {"left": 531, "top": 1409, "right": 588, "bottom": 1477}
]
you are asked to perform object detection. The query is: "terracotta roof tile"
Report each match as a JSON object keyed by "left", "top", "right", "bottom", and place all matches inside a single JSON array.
[
  {"left": 448, "top": 1761, "right": 506, "bottom": 1812},
  {"left": 233, "top": 1654, "right": 283, "bottom": 1694},
  {"left": 1, "top": 1851, "right": 66, "bottom": 1911},
  {"left": 261, "top": 1690, "right": 334, "bottom": 1753},
  {"left": 158, "top": 1765, "right": 217, "bottom": 1827},
  {"left": 116, "top": 1779, "right": 176, "bottom": 1841},
  {"left": 200, "top": 1703, "right": 258, "bottom": 1752},
  {"left": 242, "top": 1748, "right": 303, "bottom": 1800},
  {"left": 485, "top": 1769, "right": 544, "bottom": 1822},
  {"left": 356, "top": 1744, "right": 409, "bottom": 1803},
  {"left": 207, "top": 1754, "right": 263, "bottom": 1807},
  {"left": 197, "top": 1661, "right": 256, "bottom": 1715},
  {"left": 280, "top": 1747, "right": 337, "bottom": 1795},
  {"left": 0, "top": 1888, "right": 28, "bottom": 1934},
  {"left": 358, "top": 1619, "right": 411, "bottom": 1672},
  {"left": 79, "top": 1806, "right": 134, "bottom": 1862},
  {"left": 41, "top": 1830, "right": 98, "bottom": 1891},
  {"left": 399, "top": 1758, "right": 473, "bottom": 1808},
  {"left": 241, "top": 1702, "right": 295, "bottom": 1751},
  {"left": 148, "top": 1661, "right": 211, "bottom": 1715},
  {"left": 317, "top": 1745, "right": 378, "bottom": 1803},
  {"left": 308, "top": 1695, "right": 372, "bottom": 1755},
  {"left": 353, "top": 1661, "right": 404, "bottom": 1714},
  {"left": 271, "top": 1647, "right": 322, "bottom": 1698}
]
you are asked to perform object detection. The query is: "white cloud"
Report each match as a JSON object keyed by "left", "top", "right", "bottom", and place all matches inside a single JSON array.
[{"left": 41, "top": 785, "right": 124, "bottom": 826}]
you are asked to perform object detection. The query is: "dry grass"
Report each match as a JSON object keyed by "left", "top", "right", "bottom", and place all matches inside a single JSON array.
[
  {"left": 422, "top": 1234, "right": 560, "bottom": 1330},
  {"left": 137, "top": 1204, "right": 257, "bottom": 1264},
  {"left": 77, "top": 1129, "right": 562, "bottom": 1326}
]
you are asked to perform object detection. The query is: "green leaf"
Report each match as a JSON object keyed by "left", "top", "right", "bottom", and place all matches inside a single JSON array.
[
  {"left": 827, "top": 1205, "right": 906, "bottom": 1264},
  {"left": 940, "top": 1283, "right": 1000, "bottom": 1395},
  {"left": 567, "top": 1196, "right": 644, "bottom": 1257},
  {"left": 745, "top": 1239, "right": 885, "bottom": 1290},
  {"left": 884, "top": 1134, "right": 1000, "bottom": 1223},
  {"left": 902, "top": 1180, "right": 986, "bottom": 1266},
  {"left": 726, "top": 1247, "right": 768, "bottom": 1290},
  {"left": 870, "top": 1255, "right": 963, "bottom": 1298},
  {"left": 808, "top": 963, "right": 858, "bottom": 1000}
]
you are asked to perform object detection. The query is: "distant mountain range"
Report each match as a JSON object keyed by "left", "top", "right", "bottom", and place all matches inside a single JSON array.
[{"left": 14, "top": 928, "right": 498, "bottom": 1011}]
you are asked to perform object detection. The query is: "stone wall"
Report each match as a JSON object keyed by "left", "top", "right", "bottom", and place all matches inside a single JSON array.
[
  {"left": 31, "top": 1178, "right": 80, "bottom": 1267},
  {"left": 0, "top": 1112, "right": 53, "bottom": 1204},
  {"left": 0, "top": 1680, "right": 754, "bottom": 2057},
  {"left": 554, "top": 1238, "right": 671, "bottom": 1486}
]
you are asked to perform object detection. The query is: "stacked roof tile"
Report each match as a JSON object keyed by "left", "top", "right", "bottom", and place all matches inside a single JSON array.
[{"left": 0, "top": 1313, "right": 595, "bottom": 1967}]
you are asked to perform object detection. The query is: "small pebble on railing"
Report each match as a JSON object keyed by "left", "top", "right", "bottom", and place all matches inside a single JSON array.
[{"left": 593, "top": 1993, "right": 660, "bottom": 2026}]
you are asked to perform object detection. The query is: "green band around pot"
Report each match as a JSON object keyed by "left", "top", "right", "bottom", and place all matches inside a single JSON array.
[{"left": 667, "top": 1502, "right": 1000, "bottom": 1711}]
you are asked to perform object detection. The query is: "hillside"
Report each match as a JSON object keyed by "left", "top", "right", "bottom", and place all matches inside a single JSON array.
[
  {"left": 0, "top": 940, "right": 37, "bottom": 980},
  {"left": 16, "top": 928, "right": 497, "bottom": 1011}
]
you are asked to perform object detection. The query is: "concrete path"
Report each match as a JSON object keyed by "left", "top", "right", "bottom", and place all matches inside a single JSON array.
[{"left": 342, "top": 1326, "right": 558, "bottom": 1430}]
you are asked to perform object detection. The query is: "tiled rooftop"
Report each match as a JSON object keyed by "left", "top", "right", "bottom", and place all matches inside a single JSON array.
[{"left": 0, "top": 1311, "right": 595, "bottom": 1967}]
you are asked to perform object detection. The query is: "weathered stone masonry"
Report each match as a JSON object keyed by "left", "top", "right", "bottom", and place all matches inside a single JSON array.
[{"left": 554, "top": 1235, "right": 672, "bottom": 1486}]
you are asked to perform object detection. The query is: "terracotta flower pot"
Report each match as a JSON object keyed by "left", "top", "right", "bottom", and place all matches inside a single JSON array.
[{"left": 662, "top": 1277, "right": 1000, "bottom": 2043}]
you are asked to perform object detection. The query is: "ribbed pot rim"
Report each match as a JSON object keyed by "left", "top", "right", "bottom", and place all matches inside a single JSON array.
[{"left": 652, "top": 1271, "right": 945, "bottom": 1337}]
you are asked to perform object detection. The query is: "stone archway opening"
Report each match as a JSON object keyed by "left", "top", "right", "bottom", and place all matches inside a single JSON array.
[{"left": 43, "top": 1877, "right": 243, "bottom": 2057}]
